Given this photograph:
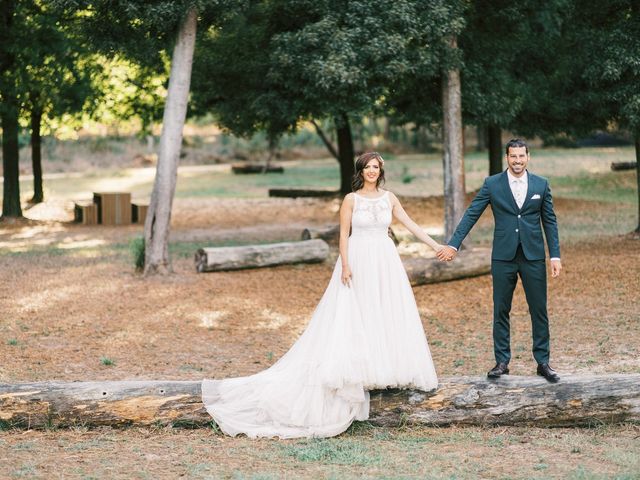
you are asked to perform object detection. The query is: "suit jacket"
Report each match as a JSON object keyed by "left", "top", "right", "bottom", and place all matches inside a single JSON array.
[{"left": 449, "top": 170, "right": 560, "bottom": 261}]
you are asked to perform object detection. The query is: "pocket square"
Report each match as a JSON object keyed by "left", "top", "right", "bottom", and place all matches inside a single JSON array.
[{"left": 531, "top": 194, "right": 541, "bottom": 200}]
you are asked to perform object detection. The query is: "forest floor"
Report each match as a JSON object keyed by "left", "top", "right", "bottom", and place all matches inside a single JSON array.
[{"left": 1, "top": 150, "right": 639, "bottom": 479}]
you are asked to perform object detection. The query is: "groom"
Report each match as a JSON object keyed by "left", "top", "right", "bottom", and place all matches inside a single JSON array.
[{"left": 437, "top": 139, "right": 562, "bottom": 382}]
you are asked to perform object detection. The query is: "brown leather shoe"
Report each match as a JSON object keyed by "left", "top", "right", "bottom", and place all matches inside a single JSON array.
[
  {"left": 537, "top": 363, "right": 560, "bottom": 383},
  {"left": 487, "top": 362, "right": 510, "bottom": 378}
]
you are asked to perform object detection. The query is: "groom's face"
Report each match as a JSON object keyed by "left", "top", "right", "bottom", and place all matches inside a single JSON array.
[{"left": 506, "top": 146, "right": 529, "bottom": 176}]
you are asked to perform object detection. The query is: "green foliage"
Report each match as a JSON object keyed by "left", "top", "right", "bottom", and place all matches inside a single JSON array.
[
  {"left": 129, "top": 236, "right": 145, "bottom": 270},
  {"left": 100, "top": 356, "right": 115, "bottom": 366}
]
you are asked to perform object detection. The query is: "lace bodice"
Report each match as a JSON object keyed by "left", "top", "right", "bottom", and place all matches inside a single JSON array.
[{"left": 351, "top": 191, "right": 392, "bottom": 236}]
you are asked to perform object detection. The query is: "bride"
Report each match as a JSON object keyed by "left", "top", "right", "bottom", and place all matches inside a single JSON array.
[{"left": 202, "top": 152, "right": 443, "bottom": 438}]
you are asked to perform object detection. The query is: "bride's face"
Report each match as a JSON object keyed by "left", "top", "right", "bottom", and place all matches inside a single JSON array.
[{"left": 362, "top": 158, "right": 381, "bottom": 185}]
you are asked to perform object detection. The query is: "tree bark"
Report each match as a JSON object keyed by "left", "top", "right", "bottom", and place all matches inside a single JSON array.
[
  {"left": 2, "top": 374, "right": 639, "bottom": 429},
  {"left": 476, "top": 124, "right": 486, "bottom": 152},
  {"left": 143, "top": 7, "right": 197, "bottom": 275},
  {"left": 1, "top": 98, "right": 22, "bottom": 219},
  {"left": 488, "top": 124, "right": 503, "bottom": 176},
  {"left": 0, "top": 0, "right": 22, "bottom": 219},
  {"left": 441, "top": 36, "right": 466, "bottom": 241},
  {"left": 335, "top": 113, "right": 356, "bottom": 195},
  {"left": 195, "top": 239, "right": 330, "bottom": 272},
  {"left": 30, "top": 106, "right": 44, "bottom": 203},
  {"left": 310, "top": 119, "right": 339, "bottom": 161}
]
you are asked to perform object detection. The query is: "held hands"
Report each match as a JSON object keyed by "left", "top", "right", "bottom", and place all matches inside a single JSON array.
[
  {"left": 436, "top": 246, "right": 457, "bottom": 262},
  {"left": 550, "top": 259, "right": 562, "bottom": 278},
  {"left": 341, "top": 264, "right": 352, "bottom": 287}
]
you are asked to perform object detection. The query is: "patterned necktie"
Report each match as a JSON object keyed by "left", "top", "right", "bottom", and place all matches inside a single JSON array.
[{"left": 513, "top": 179, "right": 525, "bottom": 209}]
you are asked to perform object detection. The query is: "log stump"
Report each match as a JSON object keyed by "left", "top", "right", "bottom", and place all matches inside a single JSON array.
[
  {"left": 611, "top": 161, "right": 637, "bottom": 171},
  {"left": 195, "top": 239, "right": 330, "bottom": 273}
]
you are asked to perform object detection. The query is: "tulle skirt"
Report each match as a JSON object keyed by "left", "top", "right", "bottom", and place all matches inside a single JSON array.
[{"left": 202, "top": 232, "right": 438, "bottom": 438}]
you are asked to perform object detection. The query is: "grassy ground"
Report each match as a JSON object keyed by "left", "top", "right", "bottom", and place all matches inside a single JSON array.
[{"left": 1, "top": 146, "right": 639, "bottom": 479}]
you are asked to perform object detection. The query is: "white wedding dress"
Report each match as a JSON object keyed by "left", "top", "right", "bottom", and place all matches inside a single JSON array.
[{"left": 202, "top": 191, "right": 438, "bottom": 438}]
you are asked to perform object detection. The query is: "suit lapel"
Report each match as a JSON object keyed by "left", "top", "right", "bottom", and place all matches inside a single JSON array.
[
  {"left": 500, "top": 171, "right": 520, "bottom": 213},
  {"left": 520, "top": 171, "right": 533, "bottom": 211}
]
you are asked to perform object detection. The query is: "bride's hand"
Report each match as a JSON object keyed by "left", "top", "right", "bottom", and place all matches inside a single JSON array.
[{"left": 341, "top": 265, "right": 352, "bottom": 287}]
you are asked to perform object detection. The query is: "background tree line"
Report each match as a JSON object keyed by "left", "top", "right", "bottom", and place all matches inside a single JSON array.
[{"left": 1, "top": 0, "right": 638, "bottom": 273}]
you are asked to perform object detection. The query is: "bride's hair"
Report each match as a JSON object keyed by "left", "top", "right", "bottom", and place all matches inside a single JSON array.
[{"left": 351, "top": 152, "right": 386, "bottom": 191}]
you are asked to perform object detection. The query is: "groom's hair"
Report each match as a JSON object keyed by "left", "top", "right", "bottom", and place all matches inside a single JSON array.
[{"left": 505, "top": 138, "right": 529, "bottom": 155}]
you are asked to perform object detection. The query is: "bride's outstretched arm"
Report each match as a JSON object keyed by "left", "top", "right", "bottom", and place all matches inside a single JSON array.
[
  {"left": 339, "top": 193, "right": 355, "bottom": 286},
  {"left": 389, "top": 192, "right": 443, "bottom": 252}
]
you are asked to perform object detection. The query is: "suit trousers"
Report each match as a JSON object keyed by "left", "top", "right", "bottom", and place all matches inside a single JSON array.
[{"left": 491, "top": 245, "right": 550, "bottom": 365}]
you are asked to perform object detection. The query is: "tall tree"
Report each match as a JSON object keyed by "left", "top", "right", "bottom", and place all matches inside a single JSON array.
[
  {"left": 56, "top": 0, "right": 237, "bottom": 273},
  {"left": 441, "top": 35, "right": 466, "bottom": 240},
  {"left": 570, "top": 0, "right": 640, "bottom": 232},
  {"left": 193, "top": 0, "right": 454, "bottom": 194},
  {"left": 19, "top": 1, "right": 95, "bottom": 203},
  {"left": 143, "top": 7, "right": 197, "bottom": 274},
  {"left": 0, "top": 0, "right": 23, "bottom": 219}
]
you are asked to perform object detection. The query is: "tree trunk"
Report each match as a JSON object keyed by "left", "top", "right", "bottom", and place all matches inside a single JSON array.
[
  {"left": 488, "top": 124, "right": 503, "bottom": 176},
  {"left": 476, "top": 124, "right": 486, "bottom": 152},
  {"left": 441, "top": 36, "right": 466, "bottom": 241},
  {"left": 194, "top": 239, "right": 329, "bottom": 272},
  {"left": 635, "top": 134, "right": 640, "bottom": 233},
  {"left": 1, "top": 98, "right": 22, "bottom": 219},
  {"left": 335, "top": 113, "right": 355, "bottom": 195},
  {"left": 30, "top": 106, "right": 44, "bottom": 203},
  {"left": 310, "top": 119, "right": 339, "bottom": 161},
  {"left": 2, "top": 374, "right": 639, "bottom": 429},
  {"left": 143, "top": 7, "right": 197, "bottom": 275}
]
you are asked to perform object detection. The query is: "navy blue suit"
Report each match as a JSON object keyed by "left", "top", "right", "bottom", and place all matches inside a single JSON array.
[{"left": 448, "top": 170, "right": 560, "bottom": 364}]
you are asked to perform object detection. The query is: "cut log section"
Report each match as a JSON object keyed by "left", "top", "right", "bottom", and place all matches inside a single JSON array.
[
  {"left": 2, "top": 374, "right": 639, "bottom": 429},
  {"left": 231, "top": 163, "right": 284, "bottom": 174},
  {"left": 73, "top": 202, "right": 98, "bottom": 225},
  {"left": 403, "top": 247, "right": 491, "bottom": 285},
  {"left": 301, "top": 225, "right": 399, "bottom": 246},
  {"left": 268, "top": 188, "right": 340, "bottom": 198},
  {"left": 195, "top": 239, "right": 329, "bottom": 273},
  {"left": 611, "top": 161, "right": 637, "bottom": 171}
]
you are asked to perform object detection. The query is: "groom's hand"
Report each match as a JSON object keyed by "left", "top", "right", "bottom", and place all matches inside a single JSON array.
[
  {"left": 550, "top": 259, "right": 562, "bottom": 278},
  {"left": 436, "top": 246, "right": 457, "bottom": 262}
]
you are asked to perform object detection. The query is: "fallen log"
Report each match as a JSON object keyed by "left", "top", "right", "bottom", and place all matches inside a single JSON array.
[
  {"left": 268, "top": 188, "right": 340, "bottom": 198},
  {"left": 301, "top": 225, "right": 399, "bottom": 246},
  {"left": 1, "top": 374, "right": 638, "bottom": 429},
  {"left": 195, "top": 239, "right": 329, "bottom": 273},
  {"left": 231, "top": 163, "right": 284, "bottom": 174},
  {"left": 611, "top": 161, "right": 637, "bottom": 171},
  {"left": 404, "top": 247, "right": 491, "bottom": 285}
]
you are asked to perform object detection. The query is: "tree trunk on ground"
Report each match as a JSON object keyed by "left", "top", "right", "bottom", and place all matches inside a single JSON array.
[
  {"left": 403, "top": 247, "right": 490, "bottom": 285},
  {"left": 194, "top": 239, "right": 329, "bottom": 272},
  {"left": 143, "top": 8, "right": 197, "bottom": 275},
  {"left": 488, "top": 124, "right": 503, "bottom": 176},
  {"left": 2, "top": 374, "right": 639, "bottom": 429},
  {"left": 30, "top": 106, "right": 44, "bottom": 203},
  {"left": 1, "top": 99, "right": 22, "bottom": 219},
  {"left": 441, "top": 36, "right": 466, "bottom": 241},
  {"left": 335, "top": 112, "right": 356, "bottom": 195},
  {"left": 635, "top": 134, "right": 640, "bottom": 233}
]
